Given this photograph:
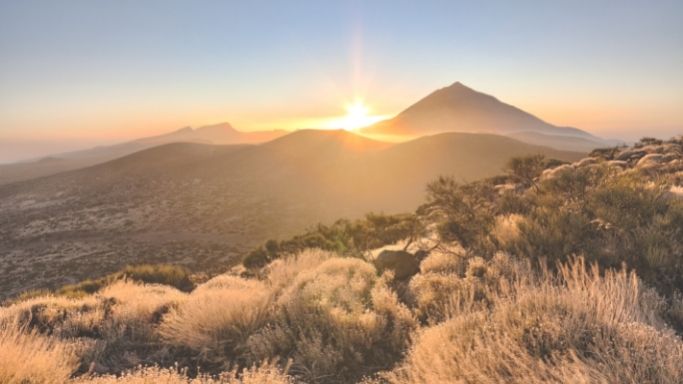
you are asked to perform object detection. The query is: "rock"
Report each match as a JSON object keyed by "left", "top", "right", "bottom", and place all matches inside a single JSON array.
[
  {"left": 373, "top": 250, "right": 428, "bottom": 280},
  {"left": 636, "top": 154, "right": 665, "bottom": 168},
  {"left": 494, "top": 183, "right": 517, "bottom": 194},
  {"left": 607, "top": 160, "right": 629, "bottom": 169},
  {"left": 662, "top": 153, "right": 679, "bottom": 163},
  {"left": 616, "top": 149, "right": 647, "bottom": 162},
  {"left": 638, "top": 144, "right": 665, "bottom": 154},
  {"left": 574, "top": 157, "right": 598, "bottom": 167},
  {"left": 541, "top": 164, "right": 573, "bottom": 180}
]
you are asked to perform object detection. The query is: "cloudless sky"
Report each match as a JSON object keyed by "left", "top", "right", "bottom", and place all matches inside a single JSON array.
[{"left": 1, "top": 0, "right": 682, "bottom": 161}]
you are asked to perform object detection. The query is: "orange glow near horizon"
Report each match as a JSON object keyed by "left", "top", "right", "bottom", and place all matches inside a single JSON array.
[{"left": 252, "top": 98, "right": 394, "bottom": 132}]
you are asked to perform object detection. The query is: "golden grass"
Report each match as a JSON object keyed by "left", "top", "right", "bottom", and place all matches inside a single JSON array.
[
  {"left": 159, "top": 276, "right": 273, "bottom": 361},
  {"left": 386, "top": 257, "right": 683, "bottom": 384},
  {"left": 73, "top": 362, "right": 292, "bottom": 383},
  {"left": 0, "top": 327, "right": 78, "bottom": 384},
  {"left": 0, "top": 249, "right": 681, "bottom": 383}
]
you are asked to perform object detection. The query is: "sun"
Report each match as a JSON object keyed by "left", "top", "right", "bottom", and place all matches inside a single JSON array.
[{"left": 341, "top": 100, "right": 376, "bottom": 130}]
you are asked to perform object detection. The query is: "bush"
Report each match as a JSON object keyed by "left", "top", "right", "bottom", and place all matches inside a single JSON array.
[
  {"left": 408, "top": 251, "right": 523, "bottom": 323},
  {"left": 511, "top": 168, "right": 683, "bottom": 295},
  {"left": 58, "top": 264, "right": 195, "bottom": 299},
  {"left": 420, "top": 177, "right": 496, "bottom": 253},
  {"left": 243, "top": 213, "right": 423, "bottom": 268},
  {"left": 386, "top": 258, "right": 683, "bottom": 384},
  {"left": 159, "top": 276, "right": 273, "bottom": 369},
  {"left": 247, "top": 257, "right": 416, "bottom": 383}
]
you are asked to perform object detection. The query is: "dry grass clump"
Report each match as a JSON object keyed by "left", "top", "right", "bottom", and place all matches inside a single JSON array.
[
  {"left": 263, "top": 249, "right": 334, "bottom": 292},
  {"left": 74, "top": 362, "right": 292, "bottom": 383},
  {"left": 98, "top": 281, "right": 188, "bottom": 339},
  {"left": 247, "top": 257, "right": 415, "bottom": 383},
  {"left": 418, "top": 247, "right": 467, "bottom": 275},
  {"left": 159, "top": 276, "right": 273, "bottom": 367},
  {"left": 408, "top": 251, "right": 522, "bottom": 323},
  {"left": 0, "top": 293, "right": 101, "bottom": 334},
  {"left": 0, "top": 281, "right": 188, "bottom": 375},
  {"left": 387, "top": 258, "right": 683, "bottom": 384},
  {"left": 0, "top": 327, "right": 78, "bottom": 384},
  {"left": 491, "top": 213, "right": 525, "bottom": 248}
]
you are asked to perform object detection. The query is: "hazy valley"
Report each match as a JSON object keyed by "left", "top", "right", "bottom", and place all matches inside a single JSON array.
[{"left": 0, "top": 127, "right": 581, "bottom": 297}]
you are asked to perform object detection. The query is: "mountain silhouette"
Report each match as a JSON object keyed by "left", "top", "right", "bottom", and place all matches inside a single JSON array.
[{"left": 364, "top": 82, "right": 611, "bottom": 150}]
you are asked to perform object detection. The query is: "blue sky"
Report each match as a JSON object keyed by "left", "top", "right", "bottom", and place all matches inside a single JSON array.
[{"left": 1, "top": 0, "right": 682, "bottom": 161}]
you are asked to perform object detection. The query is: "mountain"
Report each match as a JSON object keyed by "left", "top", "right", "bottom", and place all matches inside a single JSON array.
[
  {"left": 506, "top": 130, "right": 620, "bottom": 153},
  {"left": 363, "top": 82, "right": 611, "bottom": 151},
  {"left": 0, "top": 123, "right": 286, "bottom": 186},
  {"left": 0, "top": 129, "right": 582, "bottom": 297}
]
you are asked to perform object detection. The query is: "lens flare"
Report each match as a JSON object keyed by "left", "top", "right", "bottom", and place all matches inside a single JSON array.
[{"left": 341, "top": 100, "right": 377, "bottom": 130}]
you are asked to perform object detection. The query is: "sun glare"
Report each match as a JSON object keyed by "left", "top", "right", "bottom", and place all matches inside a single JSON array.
[{"left": 340, "top": 100, "right": 380, "bottom": 130}]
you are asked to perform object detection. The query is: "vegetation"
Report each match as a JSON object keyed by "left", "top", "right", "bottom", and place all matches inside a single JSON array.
[
  {"left": 243, "top": 213, "right": 423, "bottom": 268},
  {"left": 1, "top": 136, "right": 682, "bottom": 383},
  {"left": 56, "top": 264, "right": 195, "bottom": 299}
]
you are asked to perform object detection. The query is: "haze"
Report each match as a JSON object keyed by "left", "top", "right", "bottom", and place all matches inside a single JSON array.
[{"left": 1, "top": 0, "right": 682, "bottom": 163}]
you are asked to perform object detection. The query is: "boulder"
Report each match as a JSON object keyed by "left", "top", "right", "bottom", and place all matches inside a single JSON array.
[
  {"left": 616, "top": 149, "right": 647, "bottom": 162},
  {"left": 574, "top": 157, "right": 598, "bottom": 168},
  {"left": 607, "top": 160, "right": 629, "bottom": 169},
  {"left": 636, "top": 154, "right": 665, "bottom": 168},
  {"left": 541, "top": 164, "right": 573, "bottom": 180},
  {"left": 373, "top": 250, "right": 428, "bottom": 279}
]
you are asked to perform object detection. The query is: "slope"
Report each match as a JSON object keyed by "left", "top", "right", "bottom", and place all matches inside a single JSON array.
[{"left": 0, "top": 130, "right": 582, "bottom": 297}]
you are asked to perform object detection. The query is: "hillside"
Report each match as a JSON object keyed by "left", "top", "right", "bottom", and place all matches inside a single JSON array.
[
  {"left": 0, "top": 130, "right": 581, "bottom": 297},
  {"left": 363, "top": 82, "right": 615, "bottom": 151},
  {"left": 0, "top": 123, "right": 286, "bottom": 185},
  {"left": 0, "top": 136, "right": 681, "bottom": 384}
]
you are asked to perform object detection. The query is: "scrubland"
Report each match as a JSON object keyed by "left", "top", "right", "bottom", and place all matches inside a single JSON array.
[{"left": 1, "top": 136, "right": 682, "bottom": 383}]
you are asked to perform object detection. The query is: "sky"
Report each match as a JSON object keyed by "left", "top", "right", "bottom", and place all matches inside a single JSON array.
[{"left": 1, "top": 0, "right": 682, "bottom": 162}]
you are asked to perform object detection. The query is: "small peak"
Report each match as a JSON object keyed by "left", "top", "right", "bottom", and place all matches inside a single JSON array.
[
  {"left": 175, "top": 126, "right": 193, "bottom": 133},
  {"left": 447, "top": 81, "right": 472, "bottom": 91},
  {"left": 196, "top": 122, "right": 237, "bottom": 133}
]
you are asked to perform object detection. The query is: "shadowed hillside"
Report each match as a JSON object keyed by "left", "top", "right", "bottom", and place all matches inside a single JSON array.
[{"left": 0, "top": 130, "right": 581, "bottom": 298}]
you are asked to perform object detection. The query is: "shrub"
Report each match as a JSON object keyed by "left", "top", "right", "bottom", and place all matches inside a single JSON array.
[
  {"left": 409, "top": 252, "right": 522, "bottom": 324},
  {"left": 0, "top": 294, "right": 102, "bottom": 337},
  {"left": 386, "top": 258, "right": 683, "bottom": 384},
  {"left": 243, "top": 213, "right": 423, "bottom": 268},
  {"left": 505, "top": 154, "right": 548, "bottom": 188},
  {"left": 420, "top": 177, "right": 496, "bottom": 253},
  {"left": 263, "top": 249, "right": 334, "bottom": 292},
  {"left": 159, "top": 276, "right": 273, "bottom": 369},
  {"left": 512, "top": 169, "right": 683, "bottom": 294},
  {"left": 58, "top": 264, "right": 195, "bottom": 299},
  {"left": 247, "top": 257, "right": 415, "bottom": 383},
  {"left": 117, "top": 265, "right": 195, "bottom": 292}
]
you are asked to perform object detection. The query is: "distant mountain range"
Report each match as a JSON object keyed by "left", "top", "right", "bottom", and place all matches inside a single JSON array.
[
  {"left": 362, "top": 81, "right": 619, "bottom": 151},
  {"left": 0, "top": 81, "right": 623, "bottom": 187},
  {"left": 0, "top": 129, "right": 582, "bottom": 297},
  {"left": 0, "top": 123, "right": 286, "bottom": 185}
]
